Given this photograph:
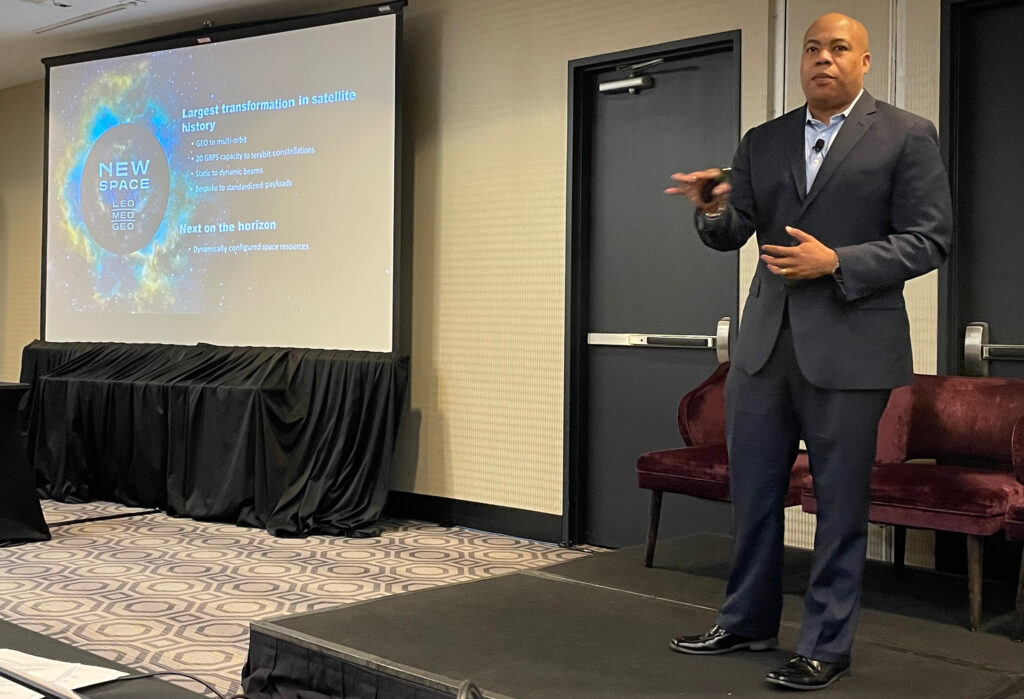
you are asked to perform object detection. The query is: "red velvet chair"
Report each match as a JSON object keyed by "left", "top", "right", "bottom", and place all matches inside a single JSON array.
[
  {"left": 635, "top": 362, "right": 811, "bottom": 567},
  {"left": 802, "top": 374, "right": 1024, "bottom": 632}
]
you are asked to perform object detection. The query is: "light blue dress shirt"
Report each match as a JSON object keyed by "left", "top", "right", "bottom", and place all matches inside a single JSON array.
[{"left": 805, "top": 89, "right": 863, "bottom": 193}]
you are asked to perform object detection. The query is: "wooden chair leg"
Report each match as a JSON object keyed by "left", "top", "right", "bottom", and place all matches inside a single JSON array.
[
  {"left": 644, "top": 490, "right": 664, "bottom": 568},
  {"left": 893, "top": 525, "right": 907, "bottom": 575},
  {"left": 967, "top": 534, "right": 983, "bottom": 632},
  {"left": 1013, "top": 552, "right": 1024, "bottom": 642}
]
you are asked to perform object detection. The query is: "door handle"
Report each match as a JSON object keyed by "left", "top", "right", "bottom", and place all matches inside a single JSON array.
[
  {"left": 964, "top": 322, "right": 1024, "bottom": 376},
  {"left": 588, "top": 317, "right": 731, "bottom": 364}
]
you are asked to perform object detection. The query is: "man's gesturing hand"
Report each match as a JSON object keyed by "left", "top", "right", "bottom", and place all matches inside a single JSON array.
[
  {"left": 666, "top": 169, "right": 732, "bottom": 214},
  {"left": 760, "top": 226, "right": 840, "bottom": 280}
]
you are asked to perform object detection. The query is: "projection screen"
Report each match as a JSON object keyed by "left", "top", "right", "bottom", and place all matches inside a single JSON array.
[{"left": 42, "top": 3, "right": 401, "bottom": 352}]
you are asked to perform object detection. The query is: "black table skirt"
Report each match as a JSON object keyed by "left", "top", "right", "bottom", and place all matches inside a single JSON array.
[
  {"left": 0, "top": 383, "right": 50, "bottom": 544},
  {"left": 20, "top": 341, "right": 408, "bottom": 537}
]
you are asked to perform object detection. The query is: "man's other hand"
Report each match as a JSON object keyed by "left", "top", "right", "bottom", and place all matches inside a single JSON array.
[
  {"left": 666, "top": 169, "right": 732, "bottom": 215},
  {"left": 760, "top": 226, "right": 840, "bottom": 280}
]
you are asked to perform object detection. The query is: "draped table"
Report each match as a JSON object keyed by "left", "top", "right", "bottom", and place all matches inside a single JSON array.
[{"left": 19, "top": 341, "right": 408, "bottom": 537}]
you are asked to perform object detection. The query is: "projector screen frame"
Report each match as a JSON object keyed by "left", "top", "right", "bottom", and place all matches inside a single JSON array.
[{"left": 40, "top": 0, "right": 406, "bottom": 354}]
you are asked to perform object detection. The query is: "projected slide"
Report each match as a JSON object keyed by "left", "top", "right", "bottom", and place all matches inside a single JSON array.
[{"left": 45, "top": 12, "right": 396, "bottom": 351}]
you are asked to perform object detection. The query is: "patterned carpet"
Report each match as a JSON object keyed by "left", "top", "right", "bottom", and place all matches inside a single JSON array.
[{"left": 0, "top": 501, "right": 590, "bottom": 697}]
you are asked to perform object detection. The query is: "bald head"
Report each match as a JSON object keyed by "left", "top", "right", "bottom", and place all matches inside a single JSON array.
[
  {"left": 801, "top": 13, "right": 871, "bottom": 121},
  {"left": 804, "top": 13, "right": 869, "bottom": 50}
]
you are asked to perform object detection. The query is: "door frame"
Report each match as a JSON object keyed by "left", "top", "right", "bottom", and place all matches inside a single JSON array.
[
  {"left": 937, "top": 0, "right": 964, "bottom": 375},
  {"left": 562, "top": 31, "right": 742, "bottom": 546}
]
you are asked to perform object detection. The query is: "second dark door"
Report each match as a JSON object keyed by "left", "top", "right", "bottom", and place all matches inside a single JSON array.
[{"left": 567, "top": 34, "right": 741, "bottom": 548}]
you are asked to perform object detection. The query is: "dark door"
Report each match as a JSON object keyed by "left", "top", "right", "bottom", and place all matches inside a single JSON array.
[
  {"left": 939, "top": 0, "right": 1024, "bottom": 580},
  {"left": 566, "top": 34, "right": 740, "bottom": 548},
  {"left": 943, "top": 0, "right": 1024, "bottom": 380}
]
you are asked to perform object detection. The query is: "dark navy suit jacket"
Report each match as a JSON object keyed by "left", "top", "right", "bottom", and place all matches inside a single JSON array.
[{"left": 698, "top": 92, "right": 953, "bottom": 390}]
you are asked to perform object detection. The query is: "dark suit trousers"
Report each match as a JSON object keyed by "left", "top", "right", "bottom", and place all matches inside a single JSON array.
[{"left": 715, "top": 323, "right": 890, "bottom": 663}]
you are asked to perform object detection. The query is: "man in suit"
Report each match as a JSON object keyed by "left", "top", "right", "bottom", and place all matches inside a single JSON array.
[{"left": 664, "top": 13, "right": 952, "bottom": 691}]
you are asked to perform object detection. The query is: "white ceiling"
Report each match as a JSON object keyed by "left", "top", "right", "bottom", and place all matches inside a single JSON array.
[{"left": 0, "top": 0, "right": 371, "bottom": 90}]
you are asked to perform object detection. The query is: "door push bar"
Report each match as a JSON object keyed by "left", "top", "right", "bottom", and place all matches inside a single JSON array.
[
  {"left": 964, "top": 322, "right": 1024, "bottom": 377},
  {"left": 587, "top": 317, "right": 731, "bottom": 364}
]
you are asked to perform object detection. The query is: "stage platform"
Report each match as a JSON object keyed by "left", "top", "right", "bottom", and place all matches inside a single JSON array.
[{"left": 244, "top": 534, "right": 1024, "bottom": 698}]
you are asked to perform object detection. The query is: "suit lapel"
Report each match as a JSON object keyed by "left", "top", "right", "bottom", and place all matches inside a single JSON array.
[{"left": 800, "top": 92, "right": 877, "bottom": 214}]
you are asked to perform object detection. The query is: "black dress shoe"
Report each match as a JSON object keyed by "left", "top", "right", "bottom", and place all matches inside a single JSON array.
[
  {"left": 669, "top": 624, "right": 778, "bottom": 655},
  {"left": 765, "top": 655, "right": 850, "bottom": 690}
]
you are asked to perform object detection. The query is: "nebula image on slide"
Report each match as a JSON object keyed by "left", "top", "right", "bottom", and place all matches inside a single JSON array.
[{"left": 50, "top": 57, "right": 204, "bottom": 313}]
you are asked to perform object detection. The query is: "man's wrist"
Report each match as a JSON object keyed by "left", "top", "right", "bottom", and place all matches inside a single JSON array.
[{"left": 701, "top": 200, "right": 727, "bottom": 219}]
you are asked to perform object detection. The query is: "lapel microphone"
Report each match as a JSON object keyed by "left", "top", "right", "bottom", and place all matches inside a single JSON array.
[{"left": 813, "top": 138, "right": 825, "bottom": 153}]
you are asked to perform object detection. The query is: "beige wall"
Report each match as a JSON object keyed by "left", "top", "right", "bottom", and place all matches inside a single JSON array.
[
  {"left": 0, "top": 81, "right": 44, "bottom": 383},
  {"left": 901, "top": 0, "right": 942, "bottom": 378},
  {"left": 0, "top": 1, "right": 944, "bottom": 519},
  {"left": 396, "top": 0, "right": 773, "bottom": 513}
]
